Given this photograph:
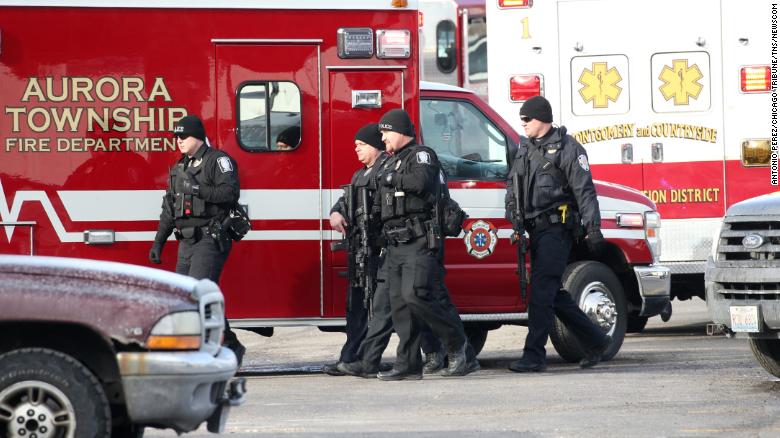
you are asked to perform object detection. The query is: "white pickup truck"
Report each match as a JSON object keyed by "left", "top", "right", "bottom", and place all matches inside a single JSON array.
[{"left": 706, "top": 192, "right": 780, "bottom": 378}]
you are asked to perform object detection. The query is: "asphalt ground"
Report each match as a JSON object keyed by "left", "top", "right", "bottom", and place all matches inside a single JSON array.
[{"left": 146, "top": 299, "right": 780, "bottom": 437}]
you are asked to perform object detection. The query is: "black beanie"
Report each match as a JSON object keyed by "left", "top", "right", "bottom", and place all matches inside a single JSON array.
[
  {"left": 276, "top": 125, "right": 301, "bottom": 147},
  {"left": 378, "top": 109, "right": 416, "bottom": 137},
  {"left": 520, "top": 96, "right": 553, "bottom": 123},
  {"left": 354, "top": 123, "right": 385, "bottom": 150},
  {"left": 173, "top": 115, "right": 206, "bottom": 141}
]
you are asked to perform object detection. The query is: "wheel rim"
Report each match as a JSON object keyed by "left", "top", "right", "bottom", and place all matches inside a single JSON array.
[
  {"left": 0, "top": 381, "right": 76, "bottom": 438},
  {"left": 578, "top": 281, "right": 618, "bottom": 335}
]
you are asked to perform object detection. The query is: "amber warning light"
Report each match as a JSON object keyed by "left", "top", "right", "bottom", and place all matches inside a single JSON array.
[{"left": 499, "top": 0, "right": 533, "bottom": 8}]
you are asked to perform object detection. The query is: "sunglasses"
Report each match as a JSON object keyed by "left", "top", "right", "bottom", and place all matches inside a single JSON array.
[
  {"left": 174, "top": 134, "right": 191, "bottom": 140},
  {"left": 520, "top": 116, "right": 532, "bottom": 123}
]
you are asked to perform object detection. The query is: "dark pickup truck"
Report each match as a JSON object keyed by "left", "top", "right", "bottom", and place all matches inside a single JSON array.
[{"left": 0, "top": 255, "right": 244, "bottom": 437}]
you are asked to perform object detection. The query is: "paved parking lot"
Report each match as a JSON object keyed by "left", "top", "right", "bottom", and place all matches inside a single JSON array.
[{"left": 148, "top": 299, "right": 780, "bottom": 437}]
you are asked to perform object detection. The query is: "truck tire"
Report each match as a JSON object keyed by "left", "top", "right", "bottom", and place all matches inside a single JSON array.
[
  {"left": 626, "top": 315, "right": 649, "bottom": 333},
  {"left": 0, "top": 348, "right": 112, "bottom": 438},
  {"left": 465, "top": 327, "right": 489, "bottom": 356},
  {"left": 549, "top": 261, "right": 627, "bottom": 363},
  {"left": 748, "top": 338, "right": 780, "bottom": 378}
]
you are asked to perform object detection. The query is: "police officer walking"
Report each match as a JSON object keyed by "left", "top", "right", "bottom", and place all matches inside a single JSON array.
[
  {"left": 149, "top": 115, "right": 246, "bottom": 365},
  {"left": 373, "top": 109, "right": 478, "bottom": 380},
  {"left": 326, "top": 124, "right": 446, "bottom": 377},
  {"left": 505, "top": 96, "right": 611, "bottom": 372},
  {"left": 324, "top": 123, "right": 390, "bottom": 375}
]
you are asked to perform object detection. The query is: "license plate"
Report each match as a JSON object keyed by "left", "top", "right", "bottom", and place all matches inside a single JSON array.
[{"left": 729, "top": 305, "right": 760, "bottom": 333}]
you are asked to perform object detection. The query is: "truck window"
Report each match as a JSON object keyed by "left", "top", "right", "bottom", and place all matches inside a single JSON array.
[
  {"left": 421, "top": 98, "right": 508, "bottom": 180},
  {"left": 436, "top": 20, "right": 457, "bottom": 74},
  {"left": 467, "top": 16, "right": 487, "bottom": 83},
  {"left": 237, "top": 81, "right": 302, "bottom": 152}
]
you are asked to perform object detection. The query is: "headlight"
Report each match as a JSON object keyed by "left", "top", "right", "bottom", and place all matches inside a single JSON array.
[{"left": 147, "top": 311, "right": 201, "bottom": 350}]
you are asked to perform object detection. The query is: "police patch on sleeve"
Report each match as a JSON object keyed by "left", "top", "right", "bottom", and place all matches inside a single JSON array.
[
  {"left": 577, "top": 154, "right": 590, "bottom": 172},
  {"left": 217, "top": 156, "right": 234, "bottom": 173},
  {"left": 416, "top": 151, "right": 431, "bottom": 164}
]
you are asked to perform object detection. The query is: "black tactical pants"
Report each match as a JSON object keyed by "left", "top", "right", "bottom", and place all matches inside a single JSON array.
[
  {"left": 340, "top": 285, "right": 368, "bottom": 364},
  {"left": 358, "top": 261, "right": 443, "bottom": 372},
  {"left": 176, "top": 233, "right": 241, "bottom": 348},
  {"left": 524, "top": 223, "right": 606, "bottom": 363},
  {"left": 386, "top": 237, "right": 467, "bottom": 372}
]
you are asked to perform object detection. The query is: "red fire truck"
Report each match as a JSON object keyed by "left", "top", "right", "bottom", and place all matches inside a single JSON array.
[
  {"left": 487, "top": 0, "right": 773, "bottom": 307},
  {"left": 0, "top": 0, "right": 669, "bottom": 360}
]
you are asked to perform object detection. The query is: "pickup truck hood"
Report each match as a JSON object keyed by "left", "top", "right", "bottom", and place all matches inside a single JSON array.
[
  {"left": 726, "top": 191, "right": 780, "bottom": 217},
  {"left": 0, "top": 256, "right": 204, "bottom": 346}
]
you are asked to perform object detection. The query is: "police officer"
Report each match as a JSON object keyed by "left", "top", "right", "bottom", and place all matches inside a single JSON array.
[
  {"left": 326, "top": 124, "right": 445, "bottom": 377},
  {"left": 323, "top": 123, "right": 389, "bottom": 375},
  {"left": 373, "top": 109, "right": 478, "bottom": 380},
  {"left": 149, "top": 115, "right": 246, "bottom": 365},
  {"left": 505, "top": 96, "right": 611, "bottom": 372}
]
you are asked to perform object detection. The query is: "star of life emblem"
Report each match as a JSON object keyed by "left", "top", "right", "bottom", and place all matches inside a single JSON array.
[{"left": 463, "top": 220, "right": 498, "bottom": 259}]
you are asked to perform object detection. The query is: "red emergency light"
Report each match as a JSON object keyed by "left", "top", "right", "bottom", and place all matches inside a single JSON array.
[
  {"left": 499, "top": 0, "right": 533, "bottom": 8},
  {"left": 740, "top": 66, "right": 771, "bottom": 93},
  {"left": 509, "top": 74, "right": 543, "bottom": 102}
]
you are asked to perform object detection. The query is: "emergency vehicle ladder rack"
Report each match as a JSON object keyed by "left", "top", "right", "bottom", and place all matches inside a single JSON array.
[{"left": 0, "top": 221, "right": 36, "bottom": 256}]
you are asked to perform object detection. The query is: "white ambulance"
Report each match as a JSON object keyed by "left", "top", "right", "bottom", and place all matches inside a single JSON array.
[
  {"left": 488, "top": 0, "right": 773, "bottom": 306},
  {"left": 419, "top": 0, "right": 488, "bottom": 100}
]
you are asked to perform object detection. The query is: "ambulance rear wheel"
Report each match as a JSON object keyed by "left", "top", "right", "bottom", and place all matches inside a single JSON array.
[{"left": 550, "top": 261, "right": 627, "bottom": 363}]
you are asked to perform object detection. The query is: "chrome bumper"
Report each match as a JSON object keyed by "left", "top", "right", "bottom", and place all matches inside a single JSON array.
[
  {"left": 117, "top": 346, "right": 238, "bottom": 433},
  {"left": 634, "top": 265, "right": 671, "bottom": 317}
]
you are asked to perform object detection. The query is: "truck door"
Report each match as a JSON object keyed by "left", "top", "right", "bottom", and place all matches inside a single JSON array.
[
  {"left": 326, "top": 68, "right": 406, "bottom": 317},
  {"left": 215, "top": 43, "right": 322, "bottom": 319},
  {"left": 420, "top": 90, "right": 521, "bottom": 310},
  {"left": 558, "top": 0, "right": 725, "bottom": 266}
]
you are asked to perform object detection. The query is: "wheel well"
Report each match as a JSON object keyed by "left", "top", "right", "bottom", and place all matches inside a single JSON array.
[
  {"left": 570, "top": 240, "right": 642, "bottom": 313},
  {"left": 0, "top": 322, "right": 129, "bottom": 420}
]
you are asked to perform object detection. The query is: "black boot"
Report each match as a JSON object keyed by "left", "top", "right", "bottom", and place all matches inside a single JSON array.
[
  {"left": 322, "top": 362, "right": 345, "bottom": 376},
  {"left": 508, "top": 356, "right": 546, "bottom": 372},
  {"left": 422, "top": 351, "right": 445, "bottom": 374},
  {"left": 337, "top": 361, "right": 378, "bottom": 379},
  {"left": 440, "top": 342, "right": 474, "bottom": 377},
  {"left": 377, "top": 367, "right": 422, "bottom": 381},
  {"left": 580, "top": 335, "right": 613, "bottom": 369}
]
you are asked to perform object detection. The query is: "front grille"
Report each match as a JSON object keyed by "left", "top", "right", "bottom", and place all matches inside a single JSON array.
[
  {"left": 201, "top": 299, "right": 224, "bottom": 355},
  {"left": 716, "top": 281, "right": 780, "bottom": 300},
  {"left": 717, "top": 219, "right": 780, "bottom": 262}
]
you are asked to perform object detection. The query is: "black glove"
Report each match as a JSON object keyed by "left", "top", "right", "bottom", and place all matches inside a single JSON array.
[
  {"left": 586, "top": 230, "right": 605, "bottom": 255},
  {"left": 181, "top": 177, "right": 199, "bottom": 196},
  {"left": 382, "top": 171, "right": 397, "bottom": 187},
  {"left": 149, "top": 242, "right": 164, "bottom": 264}
]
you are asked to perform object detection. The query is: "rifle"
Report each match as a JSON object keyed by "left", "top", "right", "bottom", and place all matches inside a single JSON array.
[
  {"left": 355, "top": 187, "right": 376, "bottom": 318},
  {"left": 329, "top": 185, "right": 376, "bottom": 317},
  {"left": 511, "top": 172, "right": 528, "bottom": 302}
]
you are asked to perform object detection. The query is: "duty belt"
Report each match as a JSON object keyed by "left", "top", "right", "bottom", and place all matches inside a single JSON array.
[
  {"left": 384, "top": 217, "right": 428, "bottom": 244},
  {"left": 526, "top": 205, "right": 576, "bottom": 232}
]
